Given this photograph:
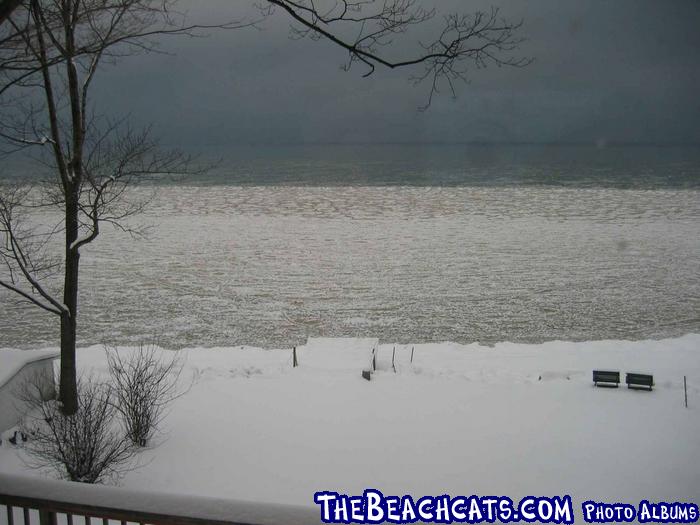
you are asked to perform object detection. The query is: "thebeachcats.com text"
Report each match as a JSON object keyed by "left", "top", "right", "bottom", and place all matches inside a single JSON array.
[{"left": 313, "top": 490, "right": 699, "bottom": 524}]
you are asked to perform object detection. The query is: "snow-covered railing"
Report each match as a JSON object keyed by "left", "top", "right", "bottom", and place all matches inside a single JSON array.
[{"left": 0, "top": 473, "right": 321, "bottom": 525}]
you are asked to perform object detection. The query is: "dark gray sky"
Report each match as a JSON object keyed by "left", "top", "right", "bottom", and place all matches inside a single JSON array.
[{"left": 93, "top": 0, "right": 700, "bottom": 148}]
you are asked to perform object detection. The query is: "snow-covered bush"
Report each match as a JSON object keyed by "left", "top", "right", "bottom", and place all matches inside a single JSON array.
[
  {"left": 106, "top": 344, "right": 183, "bottom": 447},
  {"left": 20, "top": 376, "right": 135, "bottom": 483}
]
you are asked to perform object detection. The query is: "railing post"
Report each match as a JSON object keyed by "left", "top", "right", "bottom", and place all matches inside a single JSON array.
[{"left": 38, "top": 508, "right": 53, "bottom": 525}]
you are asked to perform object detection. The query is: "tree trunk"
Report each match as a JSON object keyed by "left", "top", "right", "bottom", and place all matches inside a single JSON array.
[
  {"left": 59, "top": 194, "right": 80, "bottom": 415},
  {"left": 59, "top": 311, "right": 78, "bottom": 414}
]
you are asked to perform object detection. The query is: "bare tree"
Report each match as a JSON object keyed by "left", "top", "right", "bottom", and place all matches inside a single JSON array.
[
  {"left": 1, "top": 0, "right": 528, "bottom": 415},
  {"left": 106, "top": 344, "right": 185, "bottom": 447},
  {"left": 19, "top": 374, "right": 137, "bottom": 483},
  {"left": 0, "top": 1, "right": 248, "bottom": 414}
]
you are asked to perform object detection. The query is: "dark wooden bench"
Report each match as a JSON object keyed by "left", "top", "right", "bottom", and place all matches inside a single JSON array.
[
  {"left": 593, "top": 370, "right": 620, "bottom": 387},
  {"left": 626, "top": 372, "right": 653, "bottom": 391}
]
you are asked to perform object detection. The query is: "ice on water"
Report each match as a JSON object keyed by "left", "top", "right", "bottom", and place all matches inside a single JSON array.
[{"left": 1, "top": 182, "right": 699, "bottom": 350}]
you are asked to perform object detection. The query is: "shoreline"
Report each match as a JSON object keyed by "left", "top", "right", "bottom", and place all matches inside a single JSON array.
[{"left": 3, "top": 331, "right": 699, "bottom": 354}]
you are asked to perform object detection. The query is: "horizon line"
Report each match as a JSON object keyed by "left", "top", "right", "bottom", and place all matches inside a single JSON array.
[{"left": 188, "top": 140, "right": 700, "bottom": 148}]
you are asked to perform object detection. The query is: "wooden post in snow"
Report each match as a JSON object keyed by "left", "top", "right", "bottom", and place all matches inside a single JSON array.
[
  {"left": 684, "top": 376, "right": 688, "bottom": 408},
  {"left": 293, "top": 346, "right": 298, "bottom": 367}
]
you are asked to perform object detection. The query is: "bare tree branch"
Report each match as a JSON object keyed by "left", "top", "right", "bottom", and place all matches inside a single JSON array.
[
  {"left": 0, "top": 278, "right": 61, "bottom": 313},
  {"left": 262, "top": 0, "right": 530, "bottom": 108},
  {"left": 0, "top": 183, "right": 66, "bottom": 314}
]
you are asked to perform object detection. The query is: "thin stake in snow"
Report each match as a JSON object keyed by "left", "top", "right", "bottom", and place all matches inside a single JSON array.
[
  {"left": 684, "top": 376, "right": 688, "bottom": 408},
  {"left": 410, "top": 346, "right": 415, "bottom": 364},
  {"left": 392, "top": 346, "right": 396, "bottom": 373},
  {"left": 293, "top": 346, "right": 298, "bottom": 368}
]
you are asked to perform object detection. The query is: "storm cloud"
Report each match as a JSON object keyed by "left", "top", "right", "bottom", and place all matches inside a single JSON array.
[{"left": 91, "top": 0, "right": 700, "bottom": 149}]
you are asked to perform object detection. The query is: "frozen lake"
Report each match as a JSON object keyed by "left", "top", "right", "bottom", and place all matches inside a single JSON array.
[{"left": 2, "top": 155, "right": 699, "bottom": 349}]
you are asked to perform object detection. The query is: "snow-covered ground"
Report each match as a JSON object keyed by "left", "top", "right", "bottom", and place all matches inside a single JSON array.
[{"left": 1, "top": 335, "right": 699, "bottom": 511}]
